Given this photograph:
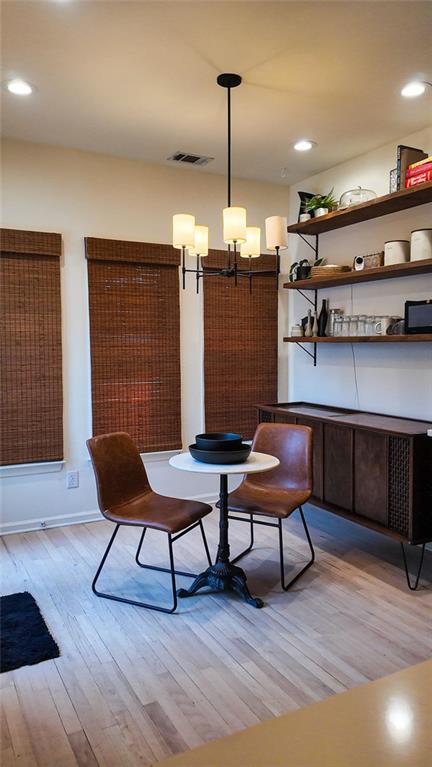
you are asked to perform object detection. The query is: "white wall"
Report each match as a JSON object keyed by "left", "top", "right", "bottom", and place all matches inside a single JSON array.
[
  {"left": 287, "top": 126, "right": 432, "bottom": 419},
  {"left": 0, "top": 139, "right": 289, "bottom": 532}
]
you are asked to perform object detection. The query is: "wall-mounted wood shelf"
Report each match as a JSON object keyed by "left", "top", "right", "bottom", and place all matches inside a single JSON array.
[
  {"left": 283, "top": 334, "right": 432, "bottom": 344},
  {"left": 288, "top": 181, "right": 432, "bottom": 235},
  {"left": 283, "top": 258, "right": 432, "bottom": 290}
]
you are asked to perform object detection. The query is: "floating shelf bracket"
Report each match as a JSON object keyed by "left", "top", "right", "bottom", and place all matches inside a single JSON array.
[
  {"left": 294, "top": 340, "right": 317, "bottom": 366},
  {"left": 297, "top": 232, "right": 319, "bottom": 259},
  {"left": 295, "top": 287, "right": 318, "bottom": 309},
  {"left": 291, "top": 232, "right": 320, "bottom": 364}
]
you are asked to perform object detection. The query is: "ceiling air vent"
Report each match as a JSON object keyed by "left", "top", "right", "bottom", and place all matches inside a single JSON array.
[{"left": 167, "top": 151, "right": 214, "bottom": 167}]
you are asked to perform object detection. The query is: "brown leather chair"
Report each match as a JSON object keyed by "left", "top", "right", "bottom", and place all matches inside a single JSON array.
[
  {"left": 226, "top": 422, "right": 315, "bottom": 590},
  {"left": 87, "top": 432, "right": 213, "bottom": 613}
]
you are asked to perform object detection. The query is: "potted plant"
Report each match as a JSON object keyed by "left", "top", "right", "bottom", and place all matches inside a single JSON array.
[
  {"left": 289, "top": 257, "right": 325, "bottom": 281},
  {"left": 305, "top": 189, "right": 337, "bottom": 218}
]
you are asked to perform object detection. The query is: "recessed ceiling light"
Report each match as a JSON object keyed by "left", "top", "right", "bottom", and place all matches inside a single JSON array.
[
  {"left": 401, "top": 81, "right": 427, "bottom": 98},
  {"left": 293, "top": 139, "right": 316, "bottom": 152},
  {"left": 6, "top": 78, "right": 33, "bottom": 96}
]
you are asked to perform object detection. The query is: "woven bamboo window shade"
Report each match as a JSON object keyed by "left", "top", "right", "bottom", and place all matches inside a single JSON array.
[
  {"left": 0, "top": 228, "right": 63, "bottom": 466},
  {"left": 86, "top": 238, "right": 182, "bottom": 452},
  {"left": 204, "top": 250, "right": 278, "bottom": 438}
]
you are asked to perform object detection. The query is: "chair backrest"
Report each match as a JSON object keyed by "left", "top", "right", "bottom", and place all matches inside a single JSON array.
[
  {"left": 247, "top": 422, "right": 312, "bottom": 491},
  {"left": 87, "top": 432, "right": 150, "bottom": 514}
]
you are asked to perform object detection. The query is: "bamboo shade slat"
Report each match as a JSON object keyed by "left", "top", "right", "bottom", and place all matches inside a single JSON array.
[
  {"left": 204, "top": 263, "right": 278, "bottom": 439},
  {"left": 0, "top": 229, "right": 63, "bottom": 466},
  {"left": 86, "top": 239, "right": 181, "bottom": 452}
]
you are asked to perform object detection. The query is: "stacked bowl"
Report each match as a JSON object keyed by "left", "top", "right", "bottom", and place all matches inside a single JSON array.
[{"left": 189, "top": 433, "right": 251, "bottom": 464}]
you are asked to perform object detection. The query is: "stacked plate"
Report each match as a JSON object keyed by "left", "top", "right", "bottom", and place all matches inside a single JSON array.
[{"left": 189, "top": 433, "right": 251, "bottom": 464}]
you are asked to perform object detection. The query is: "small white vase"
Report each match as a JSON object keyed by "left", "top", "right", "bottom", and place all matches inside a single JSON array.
[
  {"left": 314, "top": 207, "right": 329, "bottom": 218},
  {"left": 312, "top": 313, "right": 319, "bottom": 336}
]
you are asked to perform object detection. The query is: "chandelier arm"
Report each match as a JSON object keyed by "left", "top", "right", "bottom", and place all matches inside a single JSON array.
[{"left": 235, "top": 269, "right": 277, "bottom": 277}]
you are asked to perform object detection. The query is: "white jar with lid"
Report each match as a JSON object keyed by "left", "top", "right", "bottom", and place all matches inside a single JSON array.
[
  {"left": 384, "top": 240, "right": 410, "bottom": 266},
  {"left": 410, "top": 229, "right": 432, "bottom": 262}
]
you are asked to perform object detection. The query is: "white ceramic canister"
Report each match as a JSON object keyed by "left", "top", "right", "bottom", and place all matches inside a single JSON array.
[
  {"left": 384, "top": 240, "right": 410, "bottom": 266},
  {"left": 410, "top": 229, "right": 432, "bottom": 262}
]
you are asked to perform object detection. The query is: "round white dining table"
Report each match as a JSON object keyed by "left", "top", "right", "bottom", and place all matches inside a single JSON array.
[{"left": 169, "top": 450, "right": 279, "bottom": 608}]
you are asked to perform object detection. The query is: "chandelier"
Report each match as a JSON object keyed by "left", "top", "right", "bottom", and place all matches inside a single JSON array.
[{"left": 172, "top": 73, "right": 287, "bottom": 293}]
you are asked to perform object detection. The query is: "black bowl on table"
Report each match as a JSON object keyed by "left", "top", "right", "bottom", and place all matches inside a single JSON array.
[
  {"left": 189, "top": 443, "right": 251, "bottom": 465},
  {"left": 195, "top": 432, "right": 243, "bottom": 451}
]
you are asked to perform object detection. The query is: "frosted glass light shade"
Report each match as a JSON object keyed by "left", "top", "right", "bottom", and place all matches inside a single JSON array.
[
  {"left": 173, "top": 213, "right": 195, "bottom": 249},
  {"left": 223, "top": 207, "right": 247, "bottom": 244},
  {"left": 189, "top": 225, "right": 209, "bottom": 257},
  {"left": 265, "top": 216, "right": 288, "bottom": 250},
  {"left": 240, "top": 227, "right": 261, "bottom": 258}
]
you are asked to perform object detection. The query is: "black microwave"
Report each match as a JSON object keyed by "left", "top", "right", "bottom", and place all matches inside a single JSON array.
[{"left": 404, "top": 300, "right": 432, "bottom": 334}]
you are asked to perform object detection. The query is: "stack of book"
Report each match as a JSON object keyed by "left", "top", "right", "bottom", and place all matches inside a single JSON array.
[
  {"left": 405, "top": 155, "right": 432, "bottom": 188},
  {"left": 394, "top": 145, "right": 428, "bottom": 190}
]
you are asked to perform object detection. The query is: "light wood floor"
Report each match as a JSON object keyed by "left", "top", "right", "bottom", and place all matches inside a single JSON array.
[{"left": 1, "top": 505, "right": 431, "bottom": 767}]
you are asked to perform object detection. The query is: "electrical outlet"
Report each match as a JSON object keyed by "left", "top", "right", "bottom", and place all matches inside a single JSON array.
[{"left": 67, "top": 471, "right": 79, "bottom": 489}]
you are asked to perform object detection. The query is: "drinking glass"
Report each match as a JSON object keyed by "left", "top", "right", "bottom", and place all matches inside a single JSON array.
[
  {"left": 365, "top": 316, "right": 375, "bottom": 335},
  {"left": 334, "top": 318, "right": 343, "bottom": 336},
  {"left": 342, "top": 317, "right": 350, "bottom": 336},
  {"left": 349, "top": 315, "right": 359, "bottom": 335},
  {"left": 358, "top": 314, "right": 367, "bottom": 336}
]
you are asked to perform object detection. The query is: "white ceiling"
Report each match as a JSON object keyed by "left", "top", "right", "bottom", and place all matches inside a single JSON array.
[{"left": 1, "top": 1, "right": 432, "bottom": 184}]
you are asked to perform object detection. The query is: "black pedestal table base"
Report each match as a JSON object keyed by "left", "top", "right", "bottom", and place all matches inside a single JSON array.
[
  {"left": 177, "top": 561, "right": 264, "bottom": 608},
  {"left": 177, "top": 473, "right": 264, "bottom": 608}
]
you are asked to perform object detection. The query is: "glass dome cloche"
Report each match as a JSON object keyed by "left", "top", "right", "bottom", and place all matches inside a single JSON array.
[{"left": 339, "top": 186, "right": 377, "bottom": 209}]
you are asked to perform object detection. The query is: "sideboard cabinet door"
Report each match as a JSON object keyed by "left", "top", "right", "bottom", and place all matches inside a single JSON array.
[
  {"left": 354, "top": 429, "right": 388, "bottom": 525},
  {"left": 323, "top": 424, "right": 353, "bottom": 511},
  {"left": 296, "top": 418, "right": 323, "bottom": 500}
]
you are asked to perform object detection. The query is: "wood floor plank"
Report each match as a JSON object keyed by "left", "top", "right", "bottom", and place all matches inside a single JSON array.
[
  {"left": 67, "top": 731, "right": 99, "bottom": 767},
  {"left": 0, "top": 506, "right": 430, "bottom": 767}
]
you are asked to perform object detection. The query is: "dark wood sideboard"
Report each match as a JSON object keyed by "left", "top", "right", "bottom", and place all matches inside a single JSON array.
[{"left": 257, "top": 403, "right": 432, "bottom": 551}]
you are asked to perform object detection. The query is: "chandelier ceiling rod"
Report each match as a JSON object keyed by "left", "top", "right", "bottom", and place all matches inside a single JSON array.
[{"left": 216, "top": 73, "right": 242, "bottom": 207}]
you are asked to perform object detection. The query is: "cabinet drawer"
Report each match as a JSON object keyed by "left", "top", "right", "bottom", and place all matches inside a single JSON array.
[{"left": 323, "top": 424, "right": 353, "bottom": 511}]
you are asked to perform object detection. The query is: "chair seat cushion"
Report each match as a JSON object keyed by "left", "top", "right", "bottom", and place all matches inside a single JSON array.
[
  {"left": 227, "top": 483, "right": 311, "bottom": 519},
  {"left": 104, "top": 491, "right": 213, "bottom": 533}
]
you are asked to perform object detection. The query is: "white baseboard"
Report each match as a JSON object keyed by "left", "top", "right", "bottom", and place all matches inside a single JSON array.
[{"left": 0, "top": 493, "right": 218, "bottom": 536}]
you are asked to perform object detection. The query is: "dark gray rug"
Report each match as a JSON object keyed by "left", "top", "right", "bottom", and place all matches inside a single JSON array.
[{"left": 0, "top": 591, "right": 60, "bottom": 672}]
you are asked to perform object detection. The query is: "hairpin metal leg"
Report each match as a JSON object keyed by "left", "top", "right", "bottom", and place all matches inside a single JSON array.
[
  {"left": 279, "top": 507, "right": 315, "bottom": 591},
  {"left": 92, "top": 524, "right": 178, "bottom": 613},
  {"left": 400, "top": 542, "right": 426, "bottom": 591}
]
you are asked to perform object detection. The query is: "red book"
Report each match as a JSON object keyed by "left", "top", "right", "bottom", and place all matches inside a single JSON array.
[
  {"left": 406, "top": 161, "right": 432, "bottom": 178},
  {"left": 405, "top": 170, "right": 432, "bottom": 188}
]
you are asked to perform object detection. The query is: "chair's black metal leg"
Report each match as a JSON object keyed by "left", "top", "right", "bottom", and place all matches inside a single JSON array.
[
  {"left": 92, "top": 524, "right": 178, "bottom": 613},
  {"left": 92, "top": 523, "right": 120, "bottom": 595},
  {"left": 135, "top": 522, "right": 211, "bottom": 576},
  {"left": 199, "top": 519, "right": 213, "bottom": 566},
  {"left": 230, "top": 514, "right": 255, "bottom": 564},
  {"left": 167, "top": 534, "right": 177, "bottom": 611},
  {"left": 135, "top": 527, "right": 147, "bottom": 566},
  {"left": 400, "top": 542, "right": 426, "bottom": 591},
  {"left": 279, "top": 506, "right": 315, "bottom": 591}
]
